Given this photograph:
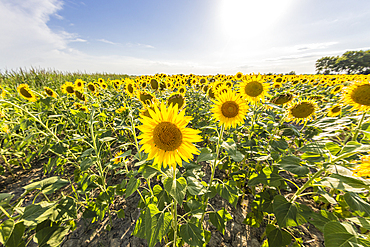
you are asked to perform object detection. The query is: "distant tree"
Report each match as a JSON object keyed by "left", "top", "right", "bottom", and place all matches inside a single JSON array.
[
  {"left": 286, "top": 71, "right": 296, "bottom": 75},
  {"left": 315, "top": 50, "right": 370, "bottom": 74}
]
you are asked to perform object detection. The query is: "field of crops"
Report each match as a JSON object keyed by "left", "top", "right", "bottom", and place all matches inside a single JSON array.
[{"left": 0, "top": 69, "right": 370, "bottom": 247}]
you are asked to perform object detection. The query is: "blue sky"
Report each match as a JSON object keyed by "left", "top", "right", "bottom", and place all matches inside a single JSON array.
[{"left": 1, "top": 0, "right": 370, "bottom": 75}]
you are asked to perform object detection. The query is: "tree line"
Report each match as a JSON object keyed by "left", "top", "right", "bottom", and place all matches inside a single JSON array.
[{"left": 315, "top": 49, "right": 370, "bottom": 74}]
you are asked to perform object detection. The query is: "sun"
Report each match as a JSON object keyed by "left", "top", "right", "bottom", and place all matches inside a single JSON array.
[{"left": 137, "top": 103, "right": 202, "bottom": 169}]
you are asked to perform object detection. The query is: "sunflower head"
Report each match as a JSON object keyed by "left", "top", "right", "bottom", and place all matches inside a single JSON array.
[
  {"left": 75, "top": 90, "right": 86, "bottom": 101},
  {"left": 61, "top": 81, "right": 75, "bottom": 95},
  {"left": 138, "top": 91, "right": 155, "bottom": 106},
  {"left": 0, "top": 85, "right": 6, "bottom": 98},
  {"left": 331, "top": 84, "right": 344, "bottom": 94},
  {"left": 235, "top": 72, "right": 243, "bottom": 81},
  {"left": 342, "top": 80, "right": 370, "bottom": 112},
  {"left": 17, "top": 84, "right": 37, "bottom": 102},
  {"left": 75, "top": 79, "right": 84, "bottom": 90},
  {"left": 286, "top": 99, "right": 317, "bottom": 124},
  {"left": 239, "top": 74, "right": 269, "bottom": 103},
  {"left": 211, "top": 90, "right": 249, "bottom": 129},
  {"left": 137, "top": 103, "right": 202, "bottom": 169},
  {"left": 115, "top": 105, "right": 126, "bottom": 114},
  {"left": 87, "top": 82, "right": 98, "bottom": 94},
  {"left": 113, "top": 151, "right": 125, "bottom": 164},
  {"left": 270, "top": 93, "right": 294, "bottom": 105},
  {"left": 273, "top": 82, "right": 282, "bottom": 89},
  {"left": 150, "top": 78, "right": 159, "bottom": 90},
  {"left": 44, "top": 86, "right": 57, "bottom": 98},
  {"left": 178, "top": 86, "right": 187, "bottom": 95},
  {"left": 167, "top": 93, "right": 186, "bottom": 109},
  {"left": 125, "top": 81, "right": 136, "bottom": 96},
  {"left": 327, "top": 105, "right": 341, "bottom": 117}
]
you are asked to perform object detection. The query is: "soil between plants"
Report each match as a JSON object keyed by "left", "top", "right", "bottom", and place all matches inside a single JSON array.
[{"left": 0, "top": 159, "right": 324, "bottom": 247}]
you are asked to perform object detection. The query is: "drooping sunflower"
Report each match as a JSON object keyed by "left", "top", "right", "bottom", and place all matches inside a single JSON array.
[
  {"left": 137, "top": 103, "right": 202, "bottom": 169},
  {"left": 149, "top": 78, "right": 159, "bottom": 91},
  {"left": 43, "top": 86, "right": 57, "bottom": 98},
  {"left": 17, "top": 84, "right": 37, "bottom": 102},
  {"left": 270, "top": 93, "right": 294, "bottom": 105},
  {"left": 137, "top": 90, "right": 155, "bottom": 106},
  {"left": 61, "top": 81, "right": 75, "bottom": 95},
  {"left": 167, "top": 93, "right": 186, "bottom": 109},
  {"left": 327, "top": 105, "right": 341, "bottom": 117},
  {"left": 342, "top": 80, "right": 370, "bottom": 112},
  {"left": 352, "top": 154, "right": 370, "bottom": 177},
  {"left": 211, "top": 90, "right": 249, "bottom": 129},
  {"left": 286, "top": 99, "right": 317, "bottom": 124},
  {"left": 239, "top": 74, "right": 270, "bottom": 103},
  {"left": 75, "top": 90, "right": 86, "bottom": 101}
]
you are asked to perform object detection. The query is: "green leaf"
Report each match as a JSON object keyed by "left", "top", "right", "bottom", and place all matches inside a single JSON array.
[
  {"left": 197, "top": 148, "right": 215, "bottom": 162},
  {"left": 270, "top": 139, "right": 289, "bottom": 151},
  {"left": 0, "top": 219, "right": 14, "bottom": 245},
  {"left": 98, "top": 136, "right": 116, "bottom": 142},
  {"left": 53, "top": 197, "right": 77, "bottom": 221},
  {"left": 348, "top": 217, "right": 370, "bottom": 231},
  {"left": 187, "top": 177, "right": 207, "bottom": 196},
  {"left": 34, "top": 225, "right": 70, "bottom": 247},
  {"left": 179, "top": 219, "right": 205, "bottom": 247},
  {"left": 344, "top": 192, "right": 370, "bottom": 216},
  {"left": 222, "top": 140, "right": 244, "bottom": 162},
  {"left": 138, "top": 164, "right": 159, "bottom": 180},
  {"left": 117, "top": 209, "right": 125, "bottom": 218},
  {"left": 21, "top": 202, "right": 57, "bottom": 227},
  {"left": 266, "top": 224, "right": 292, "bottom": 247},
  {"left": 6, "top": 222, "right": 25, "bottom": 247},
  {"left": 164, "top": 176, "right": 187, "bottom": 205},
  {"left": 324, "top": 221, "right": 370, "bottom": 247},
  {"left": 316, "top": 174, "right": 370, "bottom": 193},
  {"left": 278, "top": 156, "right": 309, "bottom": 176},
  {"left": 23, "top": 177, "right": 69, "bottom": 195},
  {"left": 151, "top": 210, "right": 171, "bottom": 247},
  {"left": 273, "top": 195, "right": 298, "bottom": 227},
  {"left": 145, "top": 204, "right": 160, "bottom": 247},
  {"left": 217, "top": 180, "right": 241, "bottom": 207},
  {"left": 325, "top": 142, "right": 341, "bottom": 155},
  {"left": 126, "top": 177, "right": 140, "bottom": 198},
  {"left": 185, "top": 200, "right": 205, "bottom": 219},
  {"left": 209, "top": 208, "right": 233, "bottom": 235}
]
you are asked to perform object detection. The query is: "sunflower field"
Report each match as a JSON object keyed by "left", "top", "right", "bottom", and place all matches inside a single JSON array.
[{"left": 0, "top": 69, "right": 370, "bottom": 247}]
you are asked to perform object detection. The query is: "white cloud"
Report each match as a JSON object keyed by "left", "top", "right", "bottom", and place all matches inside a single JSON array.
[{"left": 97, "top": 39, "right": 118, "bottom": 45}]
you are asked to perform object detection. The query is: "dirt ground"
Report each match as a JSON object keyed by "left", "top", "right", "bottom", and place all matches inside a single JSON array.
[{"left": 0, "top": 161, "right": 324, "bottom": 247}]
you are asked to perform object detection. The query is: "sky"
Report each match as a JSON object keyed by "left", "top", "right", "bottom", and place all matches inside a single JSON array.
[{"left": 1, "top": 0, "right": 370, "bottom": 75}]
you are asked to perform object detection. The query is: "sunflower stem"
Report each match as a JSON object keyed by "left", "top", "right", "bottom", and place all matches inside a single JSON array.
[
  {"left": 290, "top": 167, "right": 324, "bottom": 203},
  {"left": 129, "top": 110, "right": 142, "bottom": 160},
  {"left": 352, "top": 112, "right": 366, "bottom": 141},
  {"left": 201, "top": 124, "right": 225, "bottom": 223},
  {"left": 172, "top": 167, "right": 178, "bottom": 247}
]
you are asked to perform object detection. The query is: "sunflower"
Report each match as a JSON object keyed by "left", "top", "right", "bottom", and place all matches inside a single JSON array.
[
  {"left": 113, "top": 151, "right": 124, "bottom": 164},
  {"left": 167, "top": 93, "right": 186, "bottom": 109},
  {"left": 270, "top": 93, "right": 294, "bottom": 105},
  {"left": 125, "top": 81, "right": 136, "bottom": 97},
  {"left": 327, "top": 105, "right": 341, "bottom": 117},
  {"left": 17, "top": 84, "right": 37, "bottom": 102},
  {"left": 207, "top": 86, "right": 216, "bottom": 99},
  {"left": 137, "top": 103, "right": 202, "bottom": 169},
  {"left": 211, "top": 90, "right": 248, "bottom": 129},
  {"left": 286, "top": 99, "right": 317, "bottom": 124},
  {"left": 115, "top": 105, "right": 126, "bottom": 114},
  {"left": 98, "top": 78, "right": 105, "bottom": 84},
  {"left": 352, "top": 154, "right": 370, "bottom": 177},
  {"left": 149, "top": 78, "right": 159, "bottom": 91},
  {"left": 101, "top": 82, "right": 108, "bottom": 90},
  {"left": 239, "top": 74, "right": 269, "bottom": 103},
  {"left": 331, "top": 84, "right": 344, "bottom": 94},
  {"left": 61, "top": 81, "right": 75, "bottom": 95},
  {"left": 272, "top": 82, "right": 282, "bottom": 89},
  {"left": 43, "top": 86, "right": 57, "bottom": 98},
  {"left": 75, "top": 90, "right": 86, "bottom": 101},
  {"left": 342, "top": 80, "right": 370, "bottom": 112},
  {"left": 74, "top": 79, "right": 84, "bottom": 90},
  {"left": 137, "top": 91, "right": 155, "bottom": 106},
  {"left": 0, "top": 85, "right": 6, "bottom": 98},
  {"left": 87, "top": 82, "right": 98, "bottom": 94},
  {"left": 178, "top": 86, "right": 187, "bottom": 95},
  {"left": 234, "top": 72, "right": 243, "bottom": 81},
  {"left": 215, "top": 83, "right": 232, "bottom": 97}
]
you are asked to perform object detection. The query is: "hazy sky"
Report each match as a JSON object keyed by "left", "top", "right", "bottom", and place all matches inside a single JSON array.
[{"left": 1, "top": 0, "right": 370, "bottom": 75}]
